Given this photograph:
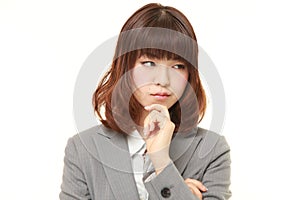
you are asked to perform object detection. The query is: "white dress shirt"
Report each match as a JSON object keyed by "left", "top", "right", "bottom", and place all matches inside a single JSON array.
[{"left": 127, "top": 130, "right": 151, "bottom": 200}]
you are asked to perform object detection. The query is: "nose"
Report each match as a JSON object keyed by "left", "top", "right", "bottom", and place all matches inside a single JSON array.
[{"left": 153, "top": 65, "right": 170, "bottom": 86}]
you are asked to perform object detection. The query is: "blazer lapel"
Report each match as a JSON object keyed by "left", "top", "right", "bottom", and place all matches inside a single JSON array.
[
  {"left": 170, "top": 127, "right": 203, "bottom": 174},
  {"left": 93, "top": 125, "right": 140, "bottom": 200},
  {"left": 90, "top": 125, "right": 204, "bottom": 199}
]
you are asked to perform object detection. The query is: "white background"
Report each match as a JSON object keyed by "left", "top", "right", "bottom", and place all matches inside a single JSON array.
[{"left": 1, "top": 0, "right": 299, "bottom": 199}]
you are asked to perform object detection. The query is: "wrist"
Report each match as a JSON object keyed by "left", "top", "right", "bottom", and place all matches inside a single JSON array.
[
  {"left": 154, "top": 158, "right": 171, "bottom": 175},
  {"left": 148, "top": 148, "right": 171, "bottom": 174}
]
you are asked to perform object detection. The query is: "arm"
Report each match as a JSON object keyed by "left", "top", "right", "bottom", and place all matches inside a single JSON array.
[
  {"left": 142, "top": 104, "right": 204, "bottom": 199},
  {"left": 142, "top": 105, "right": 231, "bottom": 199},
  {"left": 144, "top": 135, "right": 231, "bottom": 200},
  {"left": 59, "top": 137, "right": 91, "bottom": 200},
  {"left": 144, "top": 161, "right": 201, "bottom": 200},
  {"left": 201, "top": 136, "right": 231, "bottom": 200}
]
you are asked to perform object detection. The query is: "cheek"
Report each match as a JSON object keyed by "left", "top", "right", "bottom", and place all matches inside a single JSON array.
[
  {"left": 132, "top": 66, "right": 154, "bottom": 88},
  {"left": 172, "top": 79, "right": 188, "bottom": 98},
  {"left": 169, "top": 71, "right": 189, "bottom": 98}
]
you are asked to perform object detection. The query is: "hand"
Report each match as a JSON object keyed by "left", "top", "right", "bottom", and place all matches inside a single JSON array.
[
  {"left": 143, "top": 104, "right": 175, "bottom": 174},
  {"left": 184, "top": 178, "right": 207, "bottom": 200}
]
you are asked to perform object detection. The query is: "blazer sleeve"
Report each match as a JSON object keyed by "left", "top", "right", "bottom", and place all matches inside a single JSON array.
[
  {"left": 201, "top": 136, "right": 231, "bottom": 199},
  {"left": 59, "top": 137, "right": 91, "bottom": 200},
  {"left": 144, "top": 161, "right": 200, "bottom": 200},
  {"left": 143, "top": 135, "right": 231, "bottom": 200}
]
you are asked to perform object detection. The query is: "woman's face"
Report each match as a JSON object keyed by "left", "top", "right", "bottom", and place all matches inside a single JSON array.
[{"left": 132, "top": 55, "right": 189, "bottom": 109}]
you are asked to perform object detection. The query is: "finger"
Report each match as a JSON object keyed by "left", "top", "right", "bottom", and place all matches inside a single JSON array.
[
  {"left": 143, "top": 116, "right": 150, "bottom": 137},
  {"left": 149, "top": 119, "right": 155, "bottom": 132},
  {"left": 148, "top": 110, "right": 166, "bottom": 130},
  {"left": 150, "top": 110, "right": 167, "bottom": 123},
  {"left": 148, "top": 110, "right": 161, "bottom": 122},
  {"left": 185, "top": 178, "right": 207, "bottom": 192},
  {"left": 143, "top": 113, "right": 162, "bottom": 137},
  {"left": 186, "top": 183, "right": 202, "bottom": 200},
  {"left": 143, "top": 124, "right": 149, "bottom": 137},
  {"left": 147, "top": 111, "right": 158, "bottom": 132},
  {"left": 144, "top": 104, "right": 170, "bottom": 119}
]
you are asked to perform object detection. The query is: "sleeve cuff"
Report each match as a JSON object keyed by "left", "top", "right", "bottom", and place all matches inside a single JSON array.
[{"left": 143, "top": 161, "right": 198, "bottom": 199}]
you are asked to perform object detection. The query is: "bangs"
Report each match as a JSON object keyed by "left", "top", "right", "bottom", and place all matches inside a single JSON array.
[
  {"left": 137, "top": 48, "right": 187, "bottom": 62},
  {"left": 115, "top": 27, "right": 198, "bottom": 67}
]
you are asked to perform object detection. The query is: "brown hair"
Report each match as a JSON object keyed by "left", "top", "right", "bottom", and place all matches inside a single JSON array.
[{"left": 93, "top": 3, "right": 206, "bottom": 134}]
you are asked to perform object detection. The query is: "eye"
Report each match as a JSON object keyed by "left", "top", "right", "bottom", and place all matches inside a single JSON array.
[
  {"left": 173, "top": 64, "right": 186, "bottom": 70},
  {"left": 141, "top": 61, "right": 156, "bottom": 67}
]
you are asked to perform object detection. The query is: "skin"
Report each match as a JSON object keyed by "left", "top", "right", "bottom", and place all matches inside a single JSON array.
[
  {"left": 132, "top": 56, "right": 207, "bottom": 199},
  {"left": 132, "top": 56, "right": 189, "bottom": 110}
]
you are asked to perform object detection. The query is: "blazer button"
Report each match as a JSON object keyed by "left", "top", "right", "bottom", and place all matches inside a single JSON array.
[{"left": 161, "top": 187, "right": 171, "bottom": 198}]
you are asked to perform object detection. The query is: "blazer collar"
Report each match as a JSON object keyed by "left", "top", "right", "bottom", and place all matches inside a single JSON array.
[
  {"left": 94, "top": 125, "right": 203, "bottom": 199},
  {"left": 94, "top": 125, "right": 140, "bottom": 200}
]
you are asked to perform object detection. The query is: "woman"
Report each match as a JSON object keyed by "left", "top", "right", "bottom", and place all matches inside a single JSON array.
[{"left": 60, "top": 3, "right": 231, "bottom": 200}]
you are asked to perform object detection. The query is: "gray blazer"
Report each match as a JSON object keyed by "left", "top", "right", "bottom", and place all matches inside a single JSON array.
[{"left": 60, "top": 125, "right": 231, "bottom": 200}]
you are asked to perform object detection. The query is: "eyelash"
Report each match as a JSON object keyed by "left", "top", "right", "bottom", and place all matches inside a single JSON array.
[
  {"left": 141, "top": 61, "right": 155, "bottom": 67},
  {"left": 173, "top": 64, "right": 185, "bottom": 70},
  {"left": 141, "top": 61, "right": 186, "bottom": 70}
]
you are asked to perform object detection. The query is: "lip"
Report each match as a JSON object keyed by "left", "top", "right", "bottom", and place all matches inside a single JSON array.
[
  {"left": 150, "top": 92, "right": 171, "bottom": 100},
  {"left": 151, "top": 92, "right": 171, "bottom": 96}
]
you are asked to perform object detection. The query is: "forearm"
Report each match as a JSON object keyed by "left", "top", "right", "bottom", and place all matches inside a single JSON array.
[{"left": 144, "top": 162, "right": 200, "bottom": 200}]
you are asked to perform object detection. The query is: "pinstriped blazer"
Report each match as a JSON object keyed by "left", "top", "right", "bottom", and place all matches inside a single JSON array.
[{"left": 59, "top": 124, "right": 231, "bottom": 200}]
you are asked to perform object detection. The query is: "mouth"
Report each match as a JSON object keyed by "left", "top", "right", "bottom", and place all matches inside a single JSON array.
[{"left": 150, "top": 92, "right": 171, "bottom": 100}]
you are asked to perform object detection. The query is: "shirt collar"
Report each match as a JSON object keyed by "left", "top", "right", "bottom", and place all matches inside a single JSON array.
[{"left": 127, "top": 130, "right": 146, "bottom": 157}]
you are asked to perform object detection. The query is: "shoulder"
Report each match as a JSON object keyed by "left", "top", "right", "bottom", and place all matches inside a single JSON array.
[
  {"left": 196, "top": 127, "right": 230, "bottom": 159},
  {"left": 69, "top": 124, "right": 116, "bottom": 143},
  {"left": 65, "top": 124, "right": 117, "bottom": 158}
]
